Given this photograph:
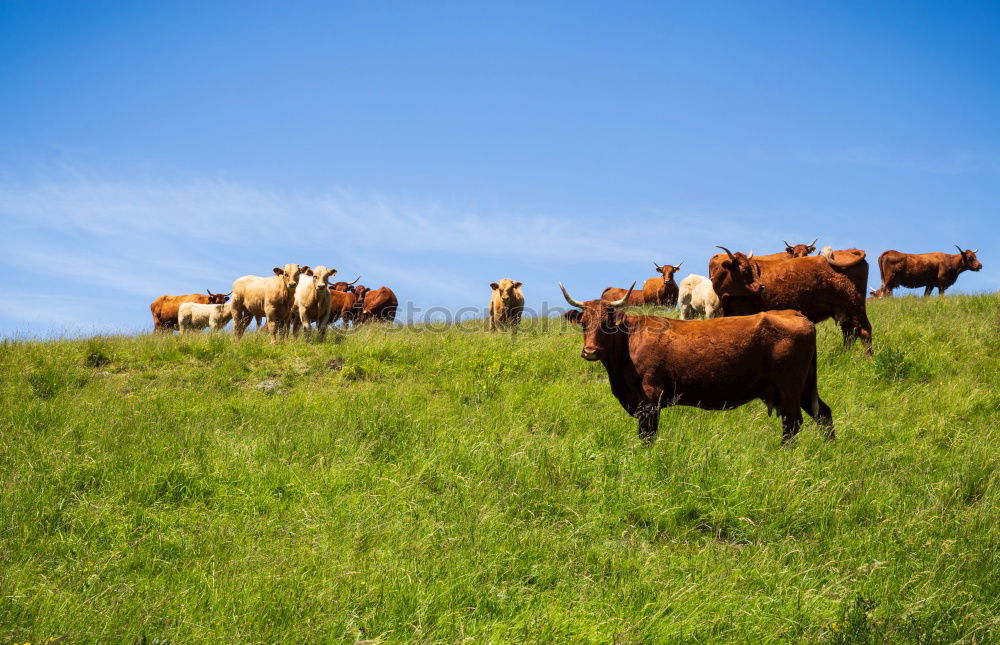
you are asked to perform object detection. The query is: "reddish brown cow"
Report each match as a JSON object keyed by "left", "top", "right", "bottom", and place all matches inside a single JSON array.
[
  {"left": 357, "top": 286, "right": 397, "bottom": 324},
  {"left": 560, "top": 282, "right": 833, "bottom": 443},
  {"left": 711, "top": 246, "right": 873, "bottom": 357},
  {"left": 602, "top": 261, "right": 682, "bottom": 307},
  {"left": 327, "top": 289, "right": 358, "bottom": 327},
  {"left": 873, "top": 247, "right": 982, "bottom": 297},
  {"left": 708, "top": 239, "right": 816, "bottom": 279},
  {"left": 819, "top": 247, "right": 869, "bottom": 300},
  {"left": 150, "top": 290, "right": 229, "bottom": 331}
]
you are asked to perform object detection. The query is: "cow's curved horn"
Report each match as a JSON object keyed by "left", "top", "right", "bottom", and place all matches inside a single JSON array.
[
  {"left": 607, "top": 281, "right": 637, "bottom": 308},
  {"left": 747, "top": 250, "right": 754, "bottom": 259},
  {"left": 225, "top": 291, "right": 232, "bottom": 296},
  {"left": 956, "top": 245, "right": 965, "bottom": 255},
  {"left": 973, "top": 248, "right": 979, "bottom": 254},
  {"left": 675, "top": 261, "right": 683, "bottom": 269},
  {"left": 347, "top": 275, "right": 361, "bottom": 285},
  {"left": 653, "top": 261, "right": 662, "bottom": 271},
  {"left": 559, "top": 283, "right": 585, "bottom": 309},
  {"left": 783, "top": 240, "right": 792, "bottom": 248},
  {"left": 810, "top": 237, "right": 818, "bottom": 247},
  {"left": 206, "top": 289, "right": 214, "bottom": 296},
  {"left": 716, "top": 245, "right": 736, "bottom": 261}
]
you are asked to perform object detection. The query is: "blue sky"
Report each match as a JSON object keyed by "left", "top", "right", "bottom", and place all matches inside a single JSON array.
[{"left": 1, "top": 1, "right": 997, "bottom": 335}]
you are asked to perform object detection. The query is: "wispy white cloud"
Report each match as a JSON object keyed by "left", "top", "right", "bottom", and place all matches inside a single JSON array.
[{"left": 0, "top": 171, "right": 805, "bottom": 334}]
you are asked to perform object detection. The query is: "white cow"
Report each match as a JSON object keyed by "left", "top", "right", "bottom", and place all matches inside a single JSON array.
[
  {"left": 178, "top": 302, "right": 233, "bottom": 333},
  {"left": 291, "top": 265, "right": 338, "bottom": 339},
  {"left": 678, "top": 274, "right": 721, "bottom": 320}
]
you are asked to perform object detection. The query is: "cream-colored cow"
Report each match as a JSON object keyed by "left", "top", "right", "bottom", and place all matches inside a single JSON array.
[
  {"left": 178, "top": 301, "right": 233, "bottom": 333},
  {"left": 231, "top": 264, "right": 304, "bottom": 343},
  {"left": 488, "top": 278, "right": 524, "bottom": 331},
  {"left": 291, "top": 265, "right": 338, "bottom": 339}
]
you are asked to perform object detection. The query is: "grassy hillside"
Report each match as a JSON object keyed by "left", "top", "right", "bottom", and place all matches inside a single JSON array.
[{"left": 2, "top": 294, "right": 998, "bottom": 643}]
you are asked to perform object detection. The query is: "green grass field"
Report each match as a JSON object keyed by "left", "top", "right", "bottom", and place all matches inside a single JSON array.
[{"left": 2, "top": 294, "right": 999, "bottom": 643}]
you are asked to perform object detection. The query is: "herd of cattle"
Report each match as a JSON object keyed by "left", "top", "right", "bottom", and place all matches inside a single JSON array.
[
  {"left": 149, "top": 243, "right": 981, "bottom": 443},
  {"left": 150, "top": 266, "right": 397, "bottom": 342}
]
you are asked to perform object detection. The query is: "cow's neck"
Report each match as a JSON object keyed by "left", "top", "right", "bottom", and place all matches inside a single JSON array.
[{"left": 598, "top": 322, "right": 644, "bottom": 415}]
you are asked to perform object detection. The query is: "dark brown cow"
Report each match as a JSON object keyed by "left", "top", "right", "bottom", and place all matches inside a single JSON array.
[
  {"left": 560, "top": 282, "right": 833, "bottom": 443},
  {"left": 708, "top": 239, "right": 816, "bottom": 279},
  {"left": 150, "top": 290, "right": 229, "bottom": 331},
  {"left": 712, "top": 246, "right": 873, "bottom": 357},
  {"left": 873, "top": 247, "right": 982, "bottom": 297},
  {"left": 358, "top": 286, "right": 397, "bottom": 324},
  {"left": 602, "top": 261, "right": 682, "bottom": 307}
]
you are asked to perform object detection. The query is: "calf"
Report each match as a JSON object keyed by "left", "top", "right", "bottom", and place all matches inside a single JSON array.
[
  {"left": 678, "top": 274, "right": 721, "bottom": 320},
  {"left": 178, "top": 302, "right": 233, "bottom": 333}
]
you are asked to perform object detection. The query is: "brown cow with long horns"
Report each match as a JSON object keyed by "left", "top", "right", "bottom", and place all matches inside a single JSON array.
[
  {"left": 602, "top": 261, "right": 682, "bottom": 307},
  {"left": 711, "top": 246, "right": 873, "bottom": 357},
  {"left": 560, "top": 282, "right": 834, "bottom": 443},
  {"left": 872, "top": 247, "right": 982, "bottom": 297}
]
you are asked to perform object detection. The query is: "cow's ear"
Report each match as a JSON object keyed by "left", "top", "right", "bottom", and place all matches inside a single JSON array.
[
  {"left": 490, "top": 282, "right": 499, "bottom": 290},
  {"left": 721, "top": 260, "right": 732, "bottom": 270},
  {"left": 563, "top": 310, "right": 582, "bottom": 325},
  {"left": 305, "top": 269, "right": 314, "bottom": 276},
  {"left": 613, "top": 310, "right": 629, "bottom": 326},
  {"left": 299, "top": 266, "right": 309, "bottom": 274},
  {"left": 512, "top": 281, "right": 522, "bottom": 288},
  {"left": 273, "top": 267, "right": 283, "bottom": 276}
]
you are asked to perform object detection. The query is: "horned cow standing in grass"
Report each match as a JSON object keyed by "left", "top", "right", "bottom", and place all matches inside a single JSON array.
[
  {"left": 231, "top": 264, "right": 304, "bottom": 343},
  {"left": 291, "top": 265, "right": 338, "bottom": 339},
  {"left": 873, "top": 247, "right": 982, "bottom": 297},
  {"left": 488, "top": 279, "right": 524, "bottom": 331},
  {"left": 560, "top": 282, "right": 833, "bottom": 444}
]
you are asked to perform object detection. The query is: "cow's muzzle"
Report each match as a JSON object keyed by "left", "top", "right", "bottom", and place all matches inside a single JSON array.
[{"left": 581, "top": 347, "right": 600, "bottom": 361}]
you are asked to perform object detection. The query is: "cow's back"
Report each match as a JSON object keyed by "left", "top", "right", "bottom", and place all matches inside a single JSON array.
[{"left": 231, "top": 275, "right": 273, "bottom": 316}]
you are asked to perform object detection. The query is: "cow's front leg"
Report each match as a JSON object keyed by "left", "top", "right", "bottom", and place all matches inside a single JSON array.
[
  {"left": 924, "top": 285, "right": 934, "bottom": 297},
  {"left": 636, "top": 402, "right": 660, "bottom": 445}
]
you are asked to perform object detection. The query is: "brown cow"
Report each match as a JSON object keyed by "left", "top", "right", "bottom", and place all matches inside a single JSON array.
[
  {"left": 357, "top": 286, "right": 397, "bottom": 324},
  {"left": 712, "top": 246, "right": 873, "bottom": 357},
  {"left": 327, "top": 288, "right": 358, "bottom": 327},
  {"left": 150, "top": 290, "right": 229, "bottom": 332},
  {"left": 873, "top": 247, "right": 982, "bottom": 297},
  {"left": 708, "top": 239, "right": 817, "bottom": 279},
  {"left": 820, "top": 246, "right": 869, "bottom": 300},
  {"left": 602, "top": 261, "right": 682, "bottom": 307},
  {"left": 560, "top": 282, "right": 833, "bottom": 443}
]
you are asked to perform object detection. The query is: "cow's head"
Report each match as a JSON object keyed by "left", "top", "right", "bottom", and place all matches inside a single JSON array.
[
  {"left": 305, "top": 265, "right": 337, "bottom": 291},
  {"left": 206, "top": 289, "right": 230, "bottom": 304},
  {"left": 353, "top": 285, "right": 369, "bottom": 304},
  {"left": 330, "top": 276, "right": 361, "bottom": 293},
  {"left": 712, "top": 246, "right": 764, "bottom": 297},
  {"left": 560, "top": 282, "right": 634, "bottom": 361},
  {"left": 490, "top": 279, "right": 523, "bottom": 306},
  {"left": 784, "top": 238, "right": 817, "bottom": 257},
  {"left": 653, "top": 261, "right": 682, "bottom": 283},
  {"left": 273, "top": 264, "right": 304, "bottom": 289},
  {"left": 956, "top": 246, "right": 982, "bottom": 272}
]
